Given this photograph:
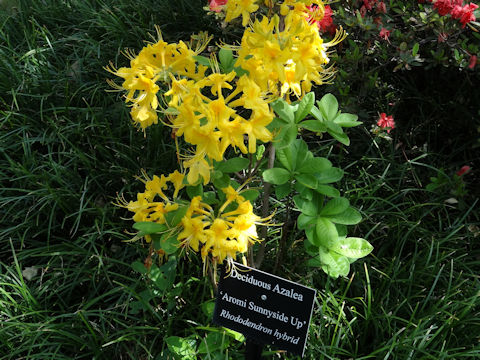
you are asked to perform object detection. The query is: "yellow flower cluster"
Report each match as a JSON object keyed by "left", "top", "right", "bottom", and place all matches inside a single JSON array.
[
  {"left": 106, "top": 28, "right": 210, "bottom": 129},
  {"left": 124, "top": 170, "right": 185, "bottom": 226},
  {"left": 178, "top": 186, "right": 266, "bottom": 265},
  {"left": 235, "top": 9, "right": 346, "bottom": 98},
  {"left": 166, "top": 71, "right": 274, "bottom": 185}
]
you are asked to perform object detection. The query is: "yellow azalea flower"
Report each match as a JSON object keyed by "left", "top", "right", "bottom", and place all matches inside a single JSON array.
[
  {"left": 225, "top": 0, "right": 259, "bottom": 27},
  {"left": 166, "top": 170, "right": 185, "bottom": 198},
  {"left": 183, "top": 156, "right": 212, "bottom": 185},
  {"left": 178, "top": 216, "right": 208, "bottom": 251},
  {"left": 145, "top": 175, "right": 169, "bottom": 202}
]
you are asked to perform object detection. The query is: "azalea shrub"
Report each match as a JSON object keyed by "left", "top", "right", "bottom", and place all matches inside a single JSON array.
[{"left": 107, "top": 0, "right": 375, "bottom": 307}]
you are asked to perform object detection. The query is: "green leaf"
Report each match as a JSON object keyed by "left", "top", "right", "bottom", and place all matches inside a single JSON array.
[
  {"left": 319, "top": 247, "right": 350, "bottom": 278},
  {"left": 310, "top": 105, "right": 325, "bottom": 122},
  {"left": 295, "top": 92, "right": 315, "bottom": 123},
  {"left": 133, "top": 222, "right": 168, "bottom": 235},
  {"left": 295, "top": 173, "right": 318, "bottom": 189},
  {"left": 198, "top": 332, "right": 229, "bottom": 354},
  {"left": 276, "top": 146, "right": 295, "bottom": 171},
  {"left": 241, "top": 189, "right": 260, "bottom": 201},
  {"left": 320, "top": 197, "right": 350, "bottom": 216},
  {"left": 153, "top": 233, "right": 179, "bottom": 255},
  {"left": 315, "top": 217, "right": 338, "bottom": 248},
  {"left": 292, "top": 139, "right": 310, "bottom": 170},
  {"left": 327, "top": 129, "right": 350, "bottom": 146},
  {"left": 328, "top": 207, "right": 362, "bottom": 225},
  {"left": 331, "top": 237, "right": 373, "bottom": 258},
  {"left": 297, "top": 157, "right": 331, "bottom": 174},
  {"left": 193, "top": 55, "right": 211, "bottom": 67},
  {"left": 275, "top": 123, "right": 297, "bottom": 149},
  {"left": 412, "top": 42, "right": 420, "bottom": 57},
  {"left": 131, "top": 261, "right": 147, "bottom": 274},
  {"left": 334, "top": 113, "right": 362, "bottom": 127},
  {"left": 317, "top": 94, "right": 338, "bottom": 121},
  {"left": 298, "top": 120, "right": 327, "bottom": 133},
  {"left": 271, "top": 99, "right": 295, "bottom": 123},
  {"left": 219, "top": 48, "right": 234, "bottom": 72},
  {"left": 316, "top": 167, "right": 344, "bottom": 184},
  {"left": 315, "top": 185, "right": 340, "bottom": 197},
  {"left": 215, "top": 157, "right": 249, "bottom": 173},
  {"left": 326, "top": 120, "right": 343, "bottom": 134},
  {"left": 165, "top": 336, "right": 197, "bottom": 359},
  {"left": 263, "top": 167, "right": 291, "bottom": 185},
  {"left": 297, "top": 213, "right": 316, "bottom": 230},
  {"left": 275, "top": 182, "right": 291, "bottom": 199},
  {"left": 213, "top": 173, "right": 230, "bottom": 189},
  {"left": 202, "top": 191, "right": 218, "bottom": 204},
  {"left": 293, "top": 195, "right": 317, "bottom": 216},
  {"left": 233, "top": 66, "right": 248, "bottom": 77},
  {"left": 165, "top": 206, "right": 188, "bottom": 227},
  {"left": 294, "top": 182, "right": 313, "bottom": 200},
  {"left": 186, "top": 183, "right": 203, "bottom": 199}
]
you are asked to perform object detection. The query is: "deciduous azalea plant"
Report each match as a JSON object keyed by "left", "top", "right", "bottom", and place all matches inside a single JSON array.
[{"left": 107, "top": 0, "right": 373, "bottom": 295}]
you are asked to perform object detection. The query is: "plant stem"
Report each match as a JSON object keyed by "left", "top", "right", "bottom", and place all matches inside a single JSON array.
[
  {"left": 254, "top": 143, "right": 275, "bottom": 269},
  {"left": 273, "top": 195, "right": 291, "bottom": 274}
]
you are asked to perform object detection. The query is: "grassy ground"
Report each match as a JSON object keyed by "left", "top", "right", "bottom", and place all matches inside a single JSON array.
[{"left": 1, "top": 1, "right": 479, "bottom": 359}]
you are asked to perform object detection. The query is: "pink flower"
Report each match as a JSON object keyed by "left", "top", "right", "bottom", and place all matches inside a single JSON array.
[
  {"left": 379, "top": 27, "right": 391, "bottom": 41},
  {"left": 456, "top": 165, "right": 471, "bottom": 176},
  {"left": 363, "top": 0, "right": 376, "bottom": 11},
  {"left": 316, "top": 5, "right": 336, "bottom": 34},
  {"left": 208, "top": 0, "right": 227, "bottom": 12},
  {"left": 377, "top": 113, "right": 395, "bottom": 132},
  {"left": 468, "top": 55, "right": 477, "bottom": 69}
]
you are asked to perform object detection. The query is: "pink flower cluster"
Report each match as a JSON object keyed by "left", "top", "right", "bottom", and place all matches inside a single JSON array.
[
  {"left": 360, "top": 0, "right": 388, "bottom": 17},
  {"left": 208, "top": 0, "right": 227, "bottom": 13},
  {"left": 377, "top": 113, "right": 395, "bottom": 133},
  {"left": 430, "top": 0, "right": 478, "bottom": 28},
  {"left": 308, "top": 5, "right": 337, "bottom": 34}
]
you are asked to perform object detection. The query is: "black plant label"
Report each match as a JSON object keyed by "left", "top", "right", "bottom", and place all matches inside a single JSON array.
[{"left": 213, "top": 262, "right": 316, "bottom": 357}]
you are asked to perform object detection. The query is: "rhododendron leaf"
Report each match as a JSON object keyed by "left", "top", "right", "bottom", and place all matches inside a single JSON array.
[
  {"left": 186, "top": 183, "right": 203, "bottom": 199},
  {"left": 304, "top": 240, "right": 318, "bottom": 257},
  {"left": 320, "top": 197, "right": 350, "bottom": 216},
  {"left": 326, "top": 120, "right": 343, "bottom": 134},
  {"left": 276, "top": 147, "right": 295, "bottom": 171},
  {"left": 328, "top": 207, "right": 362, "bottom": 225},
  {"left": 412, "top": 42, "right": 420, "bottom": 57},
  {"left": 297, "top": 213, "right": 316, "bottom": 230},
  {"left": 271, "top": 99, "right": 295, "bottom": 123},
  {"left": 310, "top": 105, "right": 325, "bottom": 122},
  {"left": 165, "top": 205, "right": 188, "bottom": 227},
  {"left": 219, "top": 48, "right": 235, "bottom": 73},
  {"left": 215, "top": 157, "right": 249, "bottom": 173},
  {"left": 233, "top": 66, "right": 248, "bottom": 77},
  {"left": 318, "top": 247, "right": 350, "bottom": 278},
  {"left": 193, "top": 55, "right": 211, "bottom": 67},
  {"left": 131, "top": 261, "right": 148, "bottom": 274},
  {"left": 296, "top": 173, "right": 318, "bottom": 189},
  {"left": 331, "top": 237, "right": 373, "bottom": 259},
  {"left": 294, "top": 182, "right": 313, "bottom": 200},
  {"left": 241, "top": 189, "right": 260, "bottom": 201},
  {"left": 316, "top": 167, "right": 344, "bottom": 184},
  {"left": 274, "top": 182, "right": 291, "bottom": 200},
  {"left": 334, "top": 113, "right": 361, "bottom": 127},
  {"left": 166, "top": 336, "right": 196, "bottom": 358},
  {"left": 293, "top": 195, "right": 317, "bottom": 216},
  {"left": 292, "top": 139, "right": 309, "bottom": 169},
  {"left": 153, "top": 233, "right": 178, "bottom": 255},
  {"left": 262, "top": 167, "right": 291, "bottom": 185},
  {"left": 317, "top": 94, "right": 339, "bottom": 121},
  {"left": 298, "top": 120, "right": 327, "bottom": 133},
  {"left": 202, "top": 191, "right": 217, "bottom": 205},
  {"left": 297, "top": 157, "right": 331, "bottom": 174},
  {"left": 133, "top": 222, "right": 168, "bottom": 235},
  {"left": 315, "top": 184, "right": 340, "bottom": 198},
  {"left": 275, "top": 123, "right": 297, "bottom": 149},
  {"left": 295, "top": 92, "right": 315, "bottom": 123},
  {"left": 213, "top": 173, "right": 230, "bottom": 189},
  {"left": 315, "top": 217, "right": 338, "bottom": 248},
  {"left": 327, "top": 129, "right": 350, "bottom": 146}
]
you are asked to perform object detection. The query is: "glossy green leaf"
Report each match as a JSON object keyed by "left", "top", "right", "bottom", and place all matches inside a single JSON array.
[
  {"left": 295, "top": 92, "right": 315, "bottom": 123},
  {"left": 131, "top": 261, "right": 147, "bottom": 274},
  {"left": 275, "top": 123, "right": 297, "bottom": 149},
  {"left": 296, "top": 173, "right": 318, "bottom": 189},
  {"left": 165, "top": 336, "right": 196, "bottom": 359},
  {"left": 274, "top": 182, "right": 291, "bottom": 199},
  {"left": 165, "top": 205, "right": 188, "bottom": 227},
  {"left": 310, "top": 105, "right": 325, "bottom": 122},
  {"left": 153, "top": 233, "right": 179, "bottom": 254},
  {"left": 293, "top": 195, "right": 317, "bottom": 216},
  {"left": 133, "top": 222, "right": 168, "bottom": 234},
  {"left": 316, "top": 167, "right": 344, "bottom": 184},
  {"left": 315, "top": 217, "right": 338, "bottom": 248},
  {"left": 327, "top": 129, "right": 350, "bottom": 146},
  {"left": 315, "top": 184, "right": 340, "bottom": 197},
  {"left": 193, "top": 55, "right": 211, "bottom": 67},
  {"left": 320, "top": 197, "right": 350, "bottom": 216},
  {"left": 215, "top": 157, "right": 249, "bottom": 173},
  {"left": 299, "top": 120, "right": 327, "bottom": 133},
  {"left": 317, "top": 93, "right": 338, "bottom": 121},
  {"left": 334, "top": 113, "right": 362, "bottom": 127},
  {"left": 219, "top": 48, "right": 234, "bottom": 72},
  {"left": 297, "top": 213, "right": 316, "bottom": 230},
  {"left": 331, "top": 237, "right": 373, "bottom": 258},
  {"left": 276, "top": 146, "right": 295, "bottom": 171},
  {"left": 328, "top": 207, "right": 362, "bottom": 225},
  {"left": 186, "top": 183, "right": 203, "bottom": 199},
  {"left": 271, "top": 99, "right": 295, "bottom": 123},
  {"left": 297, "top": 157, "right": 331, "bottom": 174},
  {"left": 241, "top": 189, "right": 260, "bottom": 201},
  {"left": 262, "top": 167, "right": 291, "bottom": 185},
  {"left": 319, "top": 247, "right": 350, "bottom": 278}
]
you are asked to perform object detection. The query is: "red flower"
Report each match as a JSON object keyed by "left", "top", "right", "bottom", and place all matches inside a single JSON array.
[
  {"left": 468, "top": 55, "right": 477, "bottom": 69},
  {"left": 377, "top": 113, "right": 395, "bottom": 132},
  {"left": 434, "top": 0, "right": 454, "bottom": 16},
  {"left": 379, "top": 27, "right": 391, "bottom": 41},
  {"left": 457, "top": 3, "right": 478, "bottom": 28},
  {"left": 208, "top": 0, "right": 227, "bottom": 12},
  {"left": 456, "top": 165, "right": 471, "bottom": 176},
  {"left": 376, "top": 1, "right": 387, "bottom": 14},
  {"left": 363, "top": 0, "right": 376, "bottom": 11},
  {"left": 316, "top": 5, "right": 336, "bottom": 34}
]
